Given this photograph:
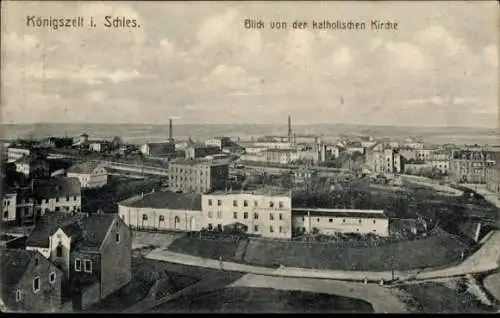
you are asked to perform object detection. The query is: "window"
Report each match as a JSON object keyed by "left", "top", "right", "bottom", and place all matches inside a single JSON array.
[
  {"left": 269, "top": 201, "right": 274, "bottom": 208},
  {"left": 34, "top": 257, "right": 39, "bottom": 266},
  {"left": 373, "top": 220, "right": 376, "bottom": 224},
  {"left": 233, "top": 200, "right": 238, "bottom": 207},
  {"left": 3, "top": 211, "right": 8, "bottom": 218},
  {"left": 55, "top": 207, "right": 60, "bottom": 212},
  {"left": 269, "top": 226, "right": 274, "bottom": 233},
  {"left": 66, "top": 196, "right": 69, "bottom": 201},
  {"left": 279, "top": 201, "right": 284, "bottom": 209},
  {"left": 208, "top": 223, "right": 213, "bottom": 230},
  {"left": 329, "top": 218, "right": 333, "bottom": 223},
  {"left": 243, "top": 212, "right": 248, "bottom": 219},
  {"left": 279, "top": 213, "right": 283, "bottom": 220},
  {"left": 233, "top": 212, "right": 237, "bottom": 219},
  {"left": 217, "top": 200, "right": 222, "bottom": 206},
  {"left": 342, "top": 219, "right": 346, "bottom": 223},
  {"left": 208, "top": 211, "right": 213, "bottom": 218},
  {"left": 254, "top": 212, "right": 259, "bottom": 220},
  {"left": 56, "top": 198, "right": 59, "bottom": 203},
  {"left": 269, "top": 213, "right": 274, "bottom": 220},
  {"left": 279, "top": 226, "right": 283, "bottom": 233},
  {"left": 359, "top": 219, "right": 362, "bottom": 224},
  {"left": 74, "top": 196, "right": 77, "bottom": 201},
  {"left": 217, "top": 211, "right": 222, "bottom": 219},
  {"left": 142, "top": 214, "right": 148, "bottom": 221},
  {"left": 75, "top": 259, "right": 81, "bottom": 272},
  {"left": 243, "top": 200, "right": 248, "bottom": 207},
  {"left": 372, "top": 229, "right": 377, "bottom": 233},
  {"left": 116, "top": 233, "right": 120, "bottom": 243},
  {"left": 254, "top": 201, "right": 258, "bottom": 207},
  {"left": 33, "top": 277, "right": 40, "bottom": 293},
  {"left": 159, "top": 215, "right": 165, "bottom": 222},
  {"left": 84, "top": 260, "right": 92, "bottom": 273},
  {"left": 254, "top": 225, "right": 259, "bottom": 232},
  {"left": 49, "top": 272, "right": 56, "bottom": 284},
  {"left": 45, "top": 199, "right": 48, "bottom": 204},
  {"left": 56, "top": 245, "right": 63, "bottom": 257},
  {"left": 208, "top": 199, "right": 213, "bottom": 206},
  {"left": 356, "top": 228, "right": 359, "bottom": 232}
]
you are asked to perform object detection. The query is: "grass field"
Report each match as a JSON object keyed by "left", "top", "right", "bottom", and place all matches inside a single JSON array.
[
  {"left": 167, "top": 235, "right": 242, "bottom": 262},
  {"left": 396, "top": 282, "right": 497, "bottom": 313},
  {"left": 152, "top": 287, "right": 374, "bottom": 313}
]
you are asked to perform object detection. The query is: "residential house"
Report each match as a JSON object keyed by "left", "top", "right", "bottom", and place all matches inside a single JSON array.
[
  {"left": 15, "top": 156, "right": 50, "bottom": 178},
  {"left": 450, "top": 150, "right": 496, "bottom": 184},
  {"left": 26, "top": 212, "right": 132, "bottom": 311},
  {"left": 0, "top": 248, "right": 64, "bottom": 312},
  {"left": 32, "top": 178, "right": 82, "bottom": 215},
  {"left": 415, "top": 149, "right": 434, "bottom": 162},
  {"left": 88, "top": 141, "right": 110, "bottom": 153},
  {"left": 168, "top": 158, "right": 229, "bottom": 194},
  {"left": 1, "top": 193, "right": 17, "bottom": 223},
  {"left": 66, "top": 162, "right": 108, "bottom": 189}
]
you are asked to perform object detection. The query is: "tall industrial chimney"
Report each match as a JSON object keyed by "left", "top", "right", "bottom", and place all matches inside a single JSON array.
[
  {"left": 288, "top": 115, "right": 292, "bottom": 143},
  {"left": 169, "top": 118, "right": 173, "bottom": 141}
]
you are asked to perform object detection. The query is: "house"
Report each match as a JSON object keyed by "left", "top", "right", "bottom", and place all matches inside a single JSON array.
[
  {"left": 1, "top": 193, "right": 17, "bottom": 224},
  {"left": 15, "top": 156, "right": 50, "bottom": 178},
  {"left": 26, "top": 212, "right": 132, "bottom": 311},
  {"left": 168, "top": 158, "right": 229, "bottom": 194},
  {"left": 73, "top": 134, "right": 89, "bottom": 148},
  {"left": 185, "top": 142, "right": 221, "bottom": 160},
  {"left": 486, "top": 163, "right": 500, "bottom": 194},
  {"left": 118, "top": 191, "right": 203, "bottom": 231},
  {"left": 32, "top": 178, "right": 82, "bottom": 215},
  {"left": 66, "top": 162, "right": 108, "bottom": 189},
  {"left": 139, "top": 142, "right": 175, "bottom": 161},
  {"left": 7, "top": 147, "right": 31, "bottom": 163},
  {"left": 88, "top": 141, "right": 110, "bottom": 153},
  {"left": 0, "top": 248, "right": 64, "bottom": 312}
]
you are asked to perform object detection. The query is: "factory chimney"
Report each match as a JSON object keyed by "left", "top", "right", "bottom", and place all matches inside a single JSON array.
[
  {"left": 169, "top": 118, "right": 173, "bottom": 142},
  {"left": 288, "top": 115, "right": 292, "bottom": 144}
]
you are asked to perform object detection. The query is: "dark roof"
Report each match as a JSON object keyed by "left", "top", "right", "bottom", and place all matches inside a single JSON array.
[
  {"left": 32, "top": 177, "right": 81, "bottom": 199},
  {"left": 25, "top": 212, "right": 87, "bottom": 248},
  {"left": 146, "top": 142, "right": 175, "bottom": 157},
  {"left": 60, "top": 222, "right": 83, "bottom": 238},
  {"left": 0, "top": 248, "right": 34, "bottom": 295},
  {"left": 67, "top": 161, "right": 105, "bottom": 174},
  {"left": 122, "top": 191, "right": 202, "bottom": 211},
  {"left": 15, "top": 155, "right": 47, "bottom": 165},
  {"left": 73, "top": 214, "right": 117, "bottom": 251}
]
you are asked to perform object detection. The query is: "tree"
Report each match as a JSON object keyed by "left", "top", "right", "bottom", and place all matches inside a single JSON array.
[{"left": 111, "top": 136, "right": 123, "bottom": 150}]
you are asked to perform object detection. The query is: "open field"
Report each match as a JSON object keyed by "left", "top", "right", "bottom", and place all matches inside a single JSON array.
[
  {"left": 394, "top": 282, "right": 497, "bottom": 313},
  {"left": 152, "top": 287, "right": 374, "bottom": 313}
]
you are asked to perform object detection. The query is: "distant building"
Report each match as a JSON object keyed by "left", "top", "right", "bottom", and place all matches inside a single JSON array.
[
  {"left": 415, "top": 149, "right": 433, "bottom": 162},
  {"left": 486, "top": 163, "right": 500, "bottom": 194},
  {"left": 202, "top": 188, "right": 293, "bottom": 239},
  {"left": 168, "top": 158, "right": 229, "bottom": 194},
  {"left": 73, "top": 134, "right": 89, "bottom": 147},
  {"left": 402, "top": 139, "right": 424, "bottom": 150},
  {"left": 292, "top": 208, "right": 389, "bottom": 236},
  {"left": 45, "top": 137, "right": 74, "bottom": 149},
  {"left": 7, "top": 147, "right": 31, "bottom": 163},
  {"left": 32, "top": 178, "right": 82, "bottom": 215},
  {"left": 15, "top": 156, "right": 50, "bottom": 178},
  {"left": 398, "top": 148, "right": 416, "bottom": 162},
  {"left": 450, "top": 150, "right": 496, "bottom": 184},
  {"left": 25, "top": 213, "right": 132, "bottom": 311},
  {"left": 66, "top": 162, "right": 108, "bottom": 189},
  {"left": 427, "top": 159, "right": 450, "bottom": 174},
  {"left": 204, "top": 136, "right": 232, "bottom": 150},
  {"left": 140, "top": 142, "right": 175, "bottom": 160},
  {"left": 0, "top": 248, "right": 64, "bottom": 312},
  {"left": 430, "top": 149, "right": 452, "bottom": 161},
  {"left": 366, "top": 147, "right": 403, "bottom": 173},
  {"left": 185, "top": 143, "right": 221, "bottom": 160},
  {"left": 88, "top": 141, "right": 110, "bottom": 153},
  {"left": 346, "top": 142, "right": 365, "bottom": 155},
  {"left": 118, "top": 191, "right": 203, "bottom": 231},
  {"left": 404, "top": 162, "right": 433, "bottom": 175}
]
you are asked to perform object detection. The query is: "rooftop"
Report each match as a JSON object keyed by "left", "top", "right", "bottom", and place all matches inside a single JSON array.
[
  {"left": 67, "top": 161, "right": 106, "bottom": 174},
  {"left": 121, "top": 191, "right": 202, "bottom": 211},
  {"left": 292, "top": 208, "right": 388, "bottom": 219},
  {"left": 32, "top": 177, "right": 81, "bottom": 199},
  {"left": 209, "top": 187, "right": 291, "bottom": 197},
  {"left": 169, "top": 158, "right": 228, "bottom": 166}
]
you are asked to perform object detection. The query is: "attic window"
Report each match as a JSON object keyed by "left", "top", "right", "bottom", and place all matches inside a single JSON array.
[
  {"left": 56, "top": 245, "right": 63, "bottom": 257},
  {"left": 84, "top": 260, "right": 92, "bottom": 273},
  {"left": 116, "top": 233, "right": 120, "bottom": 243},
  {"left": 75, "top": 259, "right": 81, "bottom": 272}
]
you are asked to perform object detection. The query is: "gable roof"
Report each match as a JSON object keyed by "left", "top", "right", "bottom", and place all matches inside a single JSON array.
[
  {"left": 25, "top": 212, "right": 87, "bottom": 248},
  {"left": 73, "top": 214, "right": 117, "bottom": 251},
  {"left": 32, "top": 177, "right": 81, "bottom": 199},
  {"left": 0, "top": 248, "right": 34, "bottom": 295},
  {"left": 67, "top": 161, "right": 106, "bottom": 174}
]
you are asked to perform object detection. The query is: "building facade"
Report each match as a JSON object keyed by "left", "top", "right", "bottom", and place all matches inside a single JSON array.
[
  {"left": 486, "top": 164, "right": 500, "bottom": 195},
  {"left": 15, "top": 156, "right": 50, "bottom": 178},
  {"left": 7, "top": 147, "right": 31, "bottom": 163},
  {"left": 32, "top": 178, "right": 82, "bottom": 215},
  {"left": 291, "top": 208, "right": 389, "bottom": 236},
  {"left": 185, "top": 144, "right": 221, "bottom": 160},
  {"left": 1, "top": 193, "right": 17, "bottom": 223},
  {"left": 67, "top": 162, "right": 108, "bottom": 189},
  {"left": 449, "top": 150, "right": 496, "bottom": 184},
  {"left": 202, "top": 189, "right": 293, "bottom": 239},
  {"left": 118, "top": 191, "right": 203, "bottom": 231},
  {"left": 168, "top": 158, "right": 229, "bottom": 194}
]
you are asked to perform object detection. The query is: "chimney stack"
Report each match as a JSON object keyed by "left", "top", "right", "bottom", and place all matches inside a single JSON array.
[
  {"left": 169, "top": 118, "right": 173, "bottom": 141},
  {"left": 288, "top": 115, "right": 292, "bottom": 143}
]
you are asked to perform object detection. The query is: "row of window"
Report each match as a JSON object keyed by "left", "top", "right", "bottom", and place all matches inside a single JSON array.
[
  {"left": 2, "top": 200, "right": 11, "bottom": 207},
  {"left": 207, "top": 223, "right": 286, "bottom": 233},
  {"left": 75, "top": 258, "right": 92, "bottom": 273},
  {"left": 54, "top": 206, "right": 80, "bottom": 213},
  {"left": 208, "top": 211, "right": 284, "bottom": 221},
  {"left": 16, "top": 272, "right": 57, "bottom": 301},
  {"left": 303, "top": 216, "right": 378, "bottom": 224},
  {"left": 207, "top": 199, "right": 285, "bottom": 209}
]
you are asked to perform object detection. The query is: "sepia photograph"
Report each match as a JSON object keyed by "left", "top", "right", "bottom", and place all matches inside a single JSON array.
[{"left": 0, "top": 0, "right": 499, "bottom": 313}]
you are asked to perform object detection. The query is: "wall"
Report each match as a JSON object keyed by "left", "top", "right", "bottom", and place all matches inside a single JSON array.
[
  {"left": 39, "top": 196, "right": 81, "bottom": 214},
  {"left": 118, "top": 205, "right": 203, "bottom": 232},
  {"left": 99, "top": 218, "right": 132, "bottom": 299},
  {"left": 292, "top": 214, "right": 389, "bottom": 236},
  {"left": 202, "top": 193, "right": 292, "bottom": 239},
  {"left": 80, "top": 281, "right": 101, "bottom": 311},
  {"left": 2, "top": 193, "right": 17, "bottom": 222},
  {"left": 69, "top": 252, "right": 101, "bottom": 296},
  {"left": 49, "top": 229, "right": 72, "bottom": 278}
]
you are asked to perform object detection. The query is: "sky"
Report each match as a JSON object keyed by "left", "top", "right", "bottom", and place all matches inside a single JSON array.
[{"left": 1, "top": 1, "right": 499, "bottom": 127}]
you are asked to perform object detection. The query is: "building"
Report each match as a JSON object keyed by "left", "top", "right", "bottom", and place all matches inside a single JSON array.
[
  {"left": 415, "top": 149, "right": 433, "bottom": 162},
  {"left": 402, "top": 139, "right": 424, "bottom": 149},
  {"left": 25, "top": 213, "right": 132, "bottom": 311},
  {"left": 204, "top": 136, "right": 232, "bottom": 150},
  {"left": 404, "top": 162, "right": 433, "bottom": 175},
  {"left": 66, "top": 162, "right": 108, "bottom": 189},
  {"left": 398, "top": 148, "right": 416, "bottom": 162},
  {"left": 486, "top": 163, "right": 500, "bottom": 195},
  {"left": 202, "top": 188, "right": 293, "bottom": 239},
  {"left": 118, "top": 191, "right": 202, "bottom": 231},
  {"left": 32, "top": 178, "right": 82, "bottom": 215},
  {"left": 346, "top": 142, "right": 365, "bottom": 155},
  {"left": 450, "top": 150, "right": 496, "bottom": 184},
  {"left": 1, "top": 193, "right": 17, "bottom": 224},
  {"left": 0, "top": 248, "right": 64, "bottom": 312},
  {"left": 366, "top": 148, "right": 403, "bottom": 173},
  {"left": 15, "top": 156, "right": 49, "bottom": 178},
  {"left": 168, "top": 158, "right": 229, "bottom": 194},
  {"left": 185, "top": 143, "right": 221, "bottom": 160},
  {"left": 430, "top": 149, "right": 452, "bottom": 161},
  {"left": 139, "top": 142, "right": 175, "bottom": 160},
  {"left": 427, "top": 159, "right": 450, "bottom": 175},
  {"left": 88, "top": 141, "right": 110, "bottom": 153},
  {"left": 7, "top": 147, "right": 31, "bottom": 163},
  {"left": 291, "top": 208, "right": 389, "bottom": 236}
]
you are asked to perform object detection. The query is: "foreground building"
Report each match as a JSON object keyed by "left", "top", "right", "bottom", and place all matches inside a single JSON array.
[
  {"left": 66, "top": 162, "right": 108, "bottom": 189},
  {"left": 118, "top": 191, "right": 203, "bottom": 231},
  {"left": 202, "top": 188, "right": 293, "bottom": 239},
  {"left": 291, "top": 208, "right": 389, "bottom": 236},
  {"left": 168, "top": 158, "right": 229, "bottom": 193}
]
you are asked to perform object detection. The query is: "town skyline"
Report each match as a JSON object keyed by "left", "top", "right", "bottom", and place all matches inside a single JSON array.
[{"left": 2, "top": 1, "right": 499, "bottom": 127}]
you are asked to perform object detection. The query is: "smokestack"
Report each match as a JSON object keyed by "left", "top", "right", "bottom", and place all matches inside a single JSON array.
[
  {"left": 288, "top": 115, "right": 292, "bottom": 143},
  {"left": 169, "top": 118, "right": 173, "bottom": 141}
]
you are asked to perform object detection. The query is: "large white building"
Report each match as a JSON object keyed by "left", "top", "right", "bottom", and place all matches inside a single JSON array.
[
  {"left": 7, "top": 147, "right": 31, "bottom": 163},
  {"left": 291, "top": 208, "right": 389, "bottom": 236},
  {"left": 67, "top": 161, "right": 108, "bottom": 189},
  {"left": 1, "top": 193, "right": 17, "bottom": 223},
  {"left": 202, "top": 188, "right": 293, "bottom": 239},
  {"left": 118, "top": 191, "right": 203, "bottom": 231},
  {"left": 32, "top": 178, "right": 82, "bottom": 215}
]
